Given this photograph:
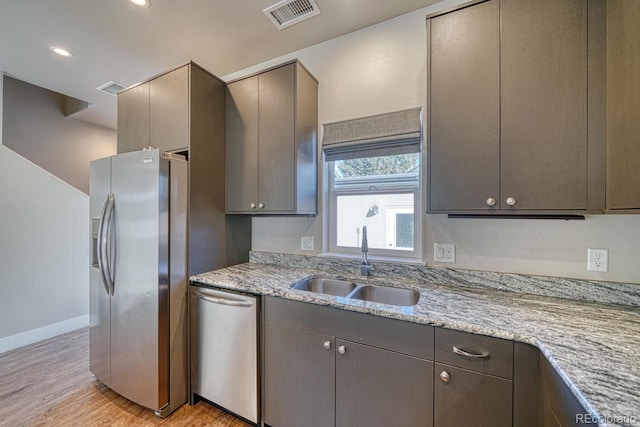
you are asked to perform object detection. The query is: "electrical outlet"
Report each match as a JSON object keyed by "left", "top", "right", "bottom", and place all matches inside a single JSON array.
[
  {"left": 301, "top": 236, "right": 314, "bottom": 251},
  {"left": 434, "top": 243, "right": 455, "bottom": 263},
  {"left": 587, "top": 248, "right": 608, "bottom": 272}
]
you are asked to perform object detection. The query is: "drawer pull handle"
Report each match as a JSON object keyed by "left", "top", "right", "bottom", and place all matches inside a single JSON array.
[
  {"left": 453, "top": 346, "right": 490, "bottom": 359},
  {"left": 439, "top": 371, "right": 450, "bottom": 382},
  {"left": 338, "top": 345, "right": 346, "bottom": 355},
  {"left": 323, "top": 341, "right": 331, "bottom": 350}
]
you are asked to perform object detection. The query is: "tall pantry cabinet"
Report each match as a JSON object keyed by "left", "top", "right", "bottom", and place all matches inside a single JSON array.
[{"left": 116, "top": 62, "right": 251, "bottom": 274}]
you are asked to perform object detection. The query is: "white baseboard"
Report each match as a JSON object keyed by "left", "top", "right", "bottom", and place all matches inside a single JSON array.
[{"left": 0, "top": 315, "right": 89, "bottom": 354}]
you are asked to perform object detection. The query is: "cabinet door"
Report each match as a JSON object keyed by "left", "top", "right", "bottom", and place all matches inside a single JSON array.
[
  {"left": 258, "top": 63, "right": 296, "bottom": 212},
  {"left": 429, "top": 0, "right": 500, "bottom": 211},
  {"left": 606, "top": 0, "right": 640, "bottom": 210},
  {"left": 501, "top": 0, "right": 587, "bottom": 210},
  {"left": 226, "top": 76, "right": 259, "bottom": 213},
  {"left": 335, "top": 340, "right": 434, "bottom": 427},
  {"left": 117, "top": 83, "right": 149, "bottom": 153},
  {"left": 434, "top": 363, "right": 512, "bottom": 427},
  {"left": 264, "top": 321, "right": 335, "bottom": 427},
  {"left": 149, "top": 65, "right": 189, "bottom": 153}
]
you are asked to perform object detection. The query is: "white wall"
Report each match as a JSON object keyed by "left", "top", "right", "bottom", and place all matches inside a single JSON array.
[
  {"left": 0, "top": 73, "right": 116, "bottom": 352},
  {"left": 224, "top": 0, "right": 640, "bottom": 285},
  {"left": 0, "top": 145, "right": 89, "bottom": 351}
]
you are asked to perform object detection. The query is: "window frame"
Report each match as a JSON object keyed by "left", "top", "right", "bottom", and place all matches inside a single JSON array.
[{"left": 327, "top": 155, "right": 422, "bottom": 260}]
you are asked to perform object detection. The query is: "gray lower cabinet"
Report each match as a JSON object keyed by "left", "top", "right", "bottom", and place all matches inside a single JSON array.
[
  {"left": 263, "top": 297, "right": 596, "bottom": 427},
  {"left": 263, "top": 321, "right": 335, "bottom": 427},
  {"left": 263, "top": 297, "right": 433, "bottom": 427},
  {"left": 428, "top": 0, "right": 605, "bottom": 213},
  {"left": 226, "top": 60, "right": 318, "bottom": 215},
  {"left": 434, "top": 363, "right": 512, "bottom": 427},
  {"left": 335, "top": 339, "right": 434, "bottom": 427},
  {"left": 434, "top": 328, "right": 514, "bottom": 427}
]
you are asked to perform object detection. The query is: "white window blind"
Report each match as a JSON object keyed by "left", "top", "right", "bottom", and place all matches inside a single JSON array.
[{"left": 322, "top": 107, "right": 422, "bottom": 162}]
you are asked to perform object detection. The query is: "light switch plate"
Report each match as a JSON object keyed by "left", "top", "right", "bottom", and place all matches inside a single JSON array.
[
  {"left": 301, "top": 236, "right": 314, "bottom": 251},
  {"left": 587, "top": 248, "right": 608, "bottom": 272},
  {"left": 434, "top": 243, "right": 455, "bottom": 263}
]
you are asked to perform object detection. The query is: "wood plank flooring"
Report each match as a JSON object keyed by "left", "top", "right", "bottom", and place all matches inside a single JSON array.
[{"left": 0, "top": 328, "right": 251, "bottom": 427}]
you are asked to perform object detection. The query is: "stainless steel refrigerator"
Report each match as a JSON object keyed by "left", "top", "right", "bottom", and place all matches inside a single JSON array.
[{"left": 89, "top": 149, "right": 188, "bottom": 417}]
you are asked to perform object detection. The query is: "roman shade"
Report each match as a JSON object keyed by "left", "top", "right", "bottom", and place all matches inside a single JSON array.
[{"left": 322, "top": 107, "right": 422, "bottom": 161}]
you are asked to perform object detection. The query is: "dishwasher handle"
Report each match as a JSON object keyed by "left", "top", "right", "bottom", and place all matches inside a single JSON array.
[{"left": 192, "top": 289, "right": 254, "bottom": 308}]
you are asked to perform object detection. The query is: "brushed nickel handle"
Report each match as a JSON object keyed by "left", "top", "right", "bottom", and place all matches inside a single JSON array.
[
  {"left": 338, "top": 345, "right": 346, "bottom": 355},
  {"left": 506, "top": 197, "right": 517, "bottom": 206},
  {"left": 486, "top": 197, "right": 496, "bottom": 207},
  {"left": 250, "top": 203, "right": 256, "bottom": 209},
  {"left": 323, "top": 341, "right": 331, "bottom": 350},
  {"left": 453, "top": 346, "right": 490, "bottom": 359},
  {"left": 440, "top": 371, "right": 450, "bottom": 383},
  {"left": 258, "top": 202, "right": 265, "bottom": 209}
]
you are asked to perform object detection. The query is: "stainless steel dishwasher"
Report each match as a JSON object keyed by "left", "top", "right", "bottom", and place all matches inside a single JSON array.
[{"left": 189, "top": 285, "right": 259, "bottom": 424}]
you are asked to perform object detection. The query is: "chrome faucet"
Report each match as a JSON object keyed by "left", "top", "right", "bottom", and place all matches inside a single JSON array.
[{"left": 360, "top": 225, "right": 373, "bottom": 277}]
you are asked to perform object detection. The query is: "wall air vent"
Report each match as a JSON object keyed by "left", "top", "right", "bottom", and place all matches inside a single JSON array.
[
  {"left": 96, "top": 81, "right": 127, "bottom": 96},
  {"left": 263, "top": 0, "right": 321, "bottom": 30}
]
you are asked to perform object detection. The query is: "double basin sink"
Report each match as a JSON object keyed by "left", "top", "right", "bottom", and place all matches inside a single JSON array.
[{"left": 291, "top": 277, "right": 420, "bottom": 307}]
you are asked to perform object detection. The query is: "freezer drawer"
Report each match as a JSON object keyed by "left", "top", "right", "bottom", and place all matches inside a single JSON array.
[{"left": 190, "top": 286, "right": 259, "bottom": 424}]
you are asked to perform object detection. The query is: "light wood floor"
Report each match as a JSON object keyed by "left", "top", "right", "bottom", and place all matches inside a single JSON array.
[{"left": 0, "top": 328, "right": 251, "bottom": 427}]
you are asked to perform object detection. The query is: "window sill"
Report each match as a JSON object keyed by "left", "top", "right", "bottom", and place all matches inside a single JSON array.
[{"left": 319, "top": 252, "right": 426, "bottom": 266}]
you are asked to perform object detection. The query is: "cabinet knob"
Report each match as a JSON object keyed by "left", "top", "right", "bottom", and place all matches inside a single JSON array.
[
  {"left": 338, "top": 345, "right": 346, "bottom": 355},
  {"left": 323, "top": 341, "right": 331, "bottom": 350},
  {"left": 258, "top": 203, "right": 265, "bottom": 209},
  {"left": 486, "top": 197, "right": 496, "bottom": 207},
  {"left": 439, "top": 371, "right": 450, "bottom": 383},
  {"left": 505, "top": 197, "right": 517, "bottom": 206},
  {"left": 250, "top": 203, "right": 256, "bottom": 209}
]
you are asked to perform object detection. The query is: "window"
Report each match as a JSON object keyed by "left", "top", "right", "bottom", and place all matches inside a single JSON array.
[{"left": 329, "top": 152, "right": 421, "bottom": 258}]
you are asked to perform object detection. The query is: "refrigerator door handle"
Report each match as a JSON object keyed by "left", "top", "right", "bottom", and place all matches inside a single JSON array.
[
  {"left": 103, "top": 194, "right": 116, "bottom": 296},
  {"left": 96, "top": 195, "right": 111, "bottom": 296}
]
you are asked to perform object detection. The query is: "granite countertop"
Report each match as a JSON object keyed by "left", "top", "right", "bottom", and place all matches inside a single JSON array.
[{"left": 192, "top": 259, "right": 640, "bottom": 427}]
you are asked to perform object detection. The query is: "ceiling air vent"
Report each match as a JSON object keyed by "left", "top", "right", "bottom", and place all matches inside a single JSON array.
[
  {"left": 96, "top": 81, "right": 127, "bottom": 96},
  {"left": 263, "top": 0, "right": 321, "bottom": 30}
]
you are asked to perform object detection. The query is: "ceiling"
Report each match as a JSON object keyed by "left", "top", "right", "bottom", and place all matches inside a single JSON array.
[{"left": 0, "top": 0, "right": 440, "bottom": 130}]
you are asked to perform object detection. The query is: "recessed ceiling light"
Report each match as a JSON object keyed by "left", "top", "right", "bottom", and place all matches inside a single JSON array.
[
  {"left": 130, "top": 0, "right": 150, "bottom": 7},
  {"left": 51, "top": 47, "right": 73, "bottom": 57}
]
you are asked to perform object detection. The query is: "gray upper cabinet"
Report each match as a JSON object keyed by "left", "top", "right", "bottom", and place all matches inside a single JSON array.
[
  {"left": 117, "top": 64, "right": 190, "bottom": 154},
  {"left": 117, "top": 83, "right": 150, "bottom": 153},
  {"left": 429, "top": 0, "right": 500, "bottom": 212},
  {"left": 428, "top": 0, "right": 605, "bottom": 214},
  {"left": 606, "top": 0, "right": 640, "bottom": 211},
  {"left": 226, "top": 61, "right": 318, "bottom": 215},
  {"left": 149, "top": 65, "right": 189, "bottom": 153}
]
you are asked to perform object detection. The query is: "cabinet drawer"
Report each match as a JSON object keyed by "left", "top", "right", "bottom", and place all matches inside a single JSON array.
[
  {"left": 435, "top": 328, "right": 513, "bottom": 379},
  {"left": 264, "top": 296, "right": 434, "bottom": 360},
  {"left": 318, "top": 305, "right": 434, "bottom": 360},
  {"left": 264, "top": 296, "right": 315, "bottom": 331}
]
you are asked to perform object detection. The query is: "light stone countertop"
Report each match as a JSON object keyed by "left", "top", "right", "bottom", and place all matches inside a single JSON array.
[{"left": 192, "top": 259, "right": 640, "bottom": 427}]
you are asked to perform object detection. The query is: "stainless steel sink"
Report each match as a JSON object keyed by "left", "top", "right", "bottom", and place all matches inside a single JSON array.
[
  {"left": 291, "top": 277, "right": 420, "bottom": 307},
  {"left": 291, "top": 277, "right": 358, "bottom": 297},
  {"left": 348, "top": 285, "right": 420, "bottom": 306}
]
